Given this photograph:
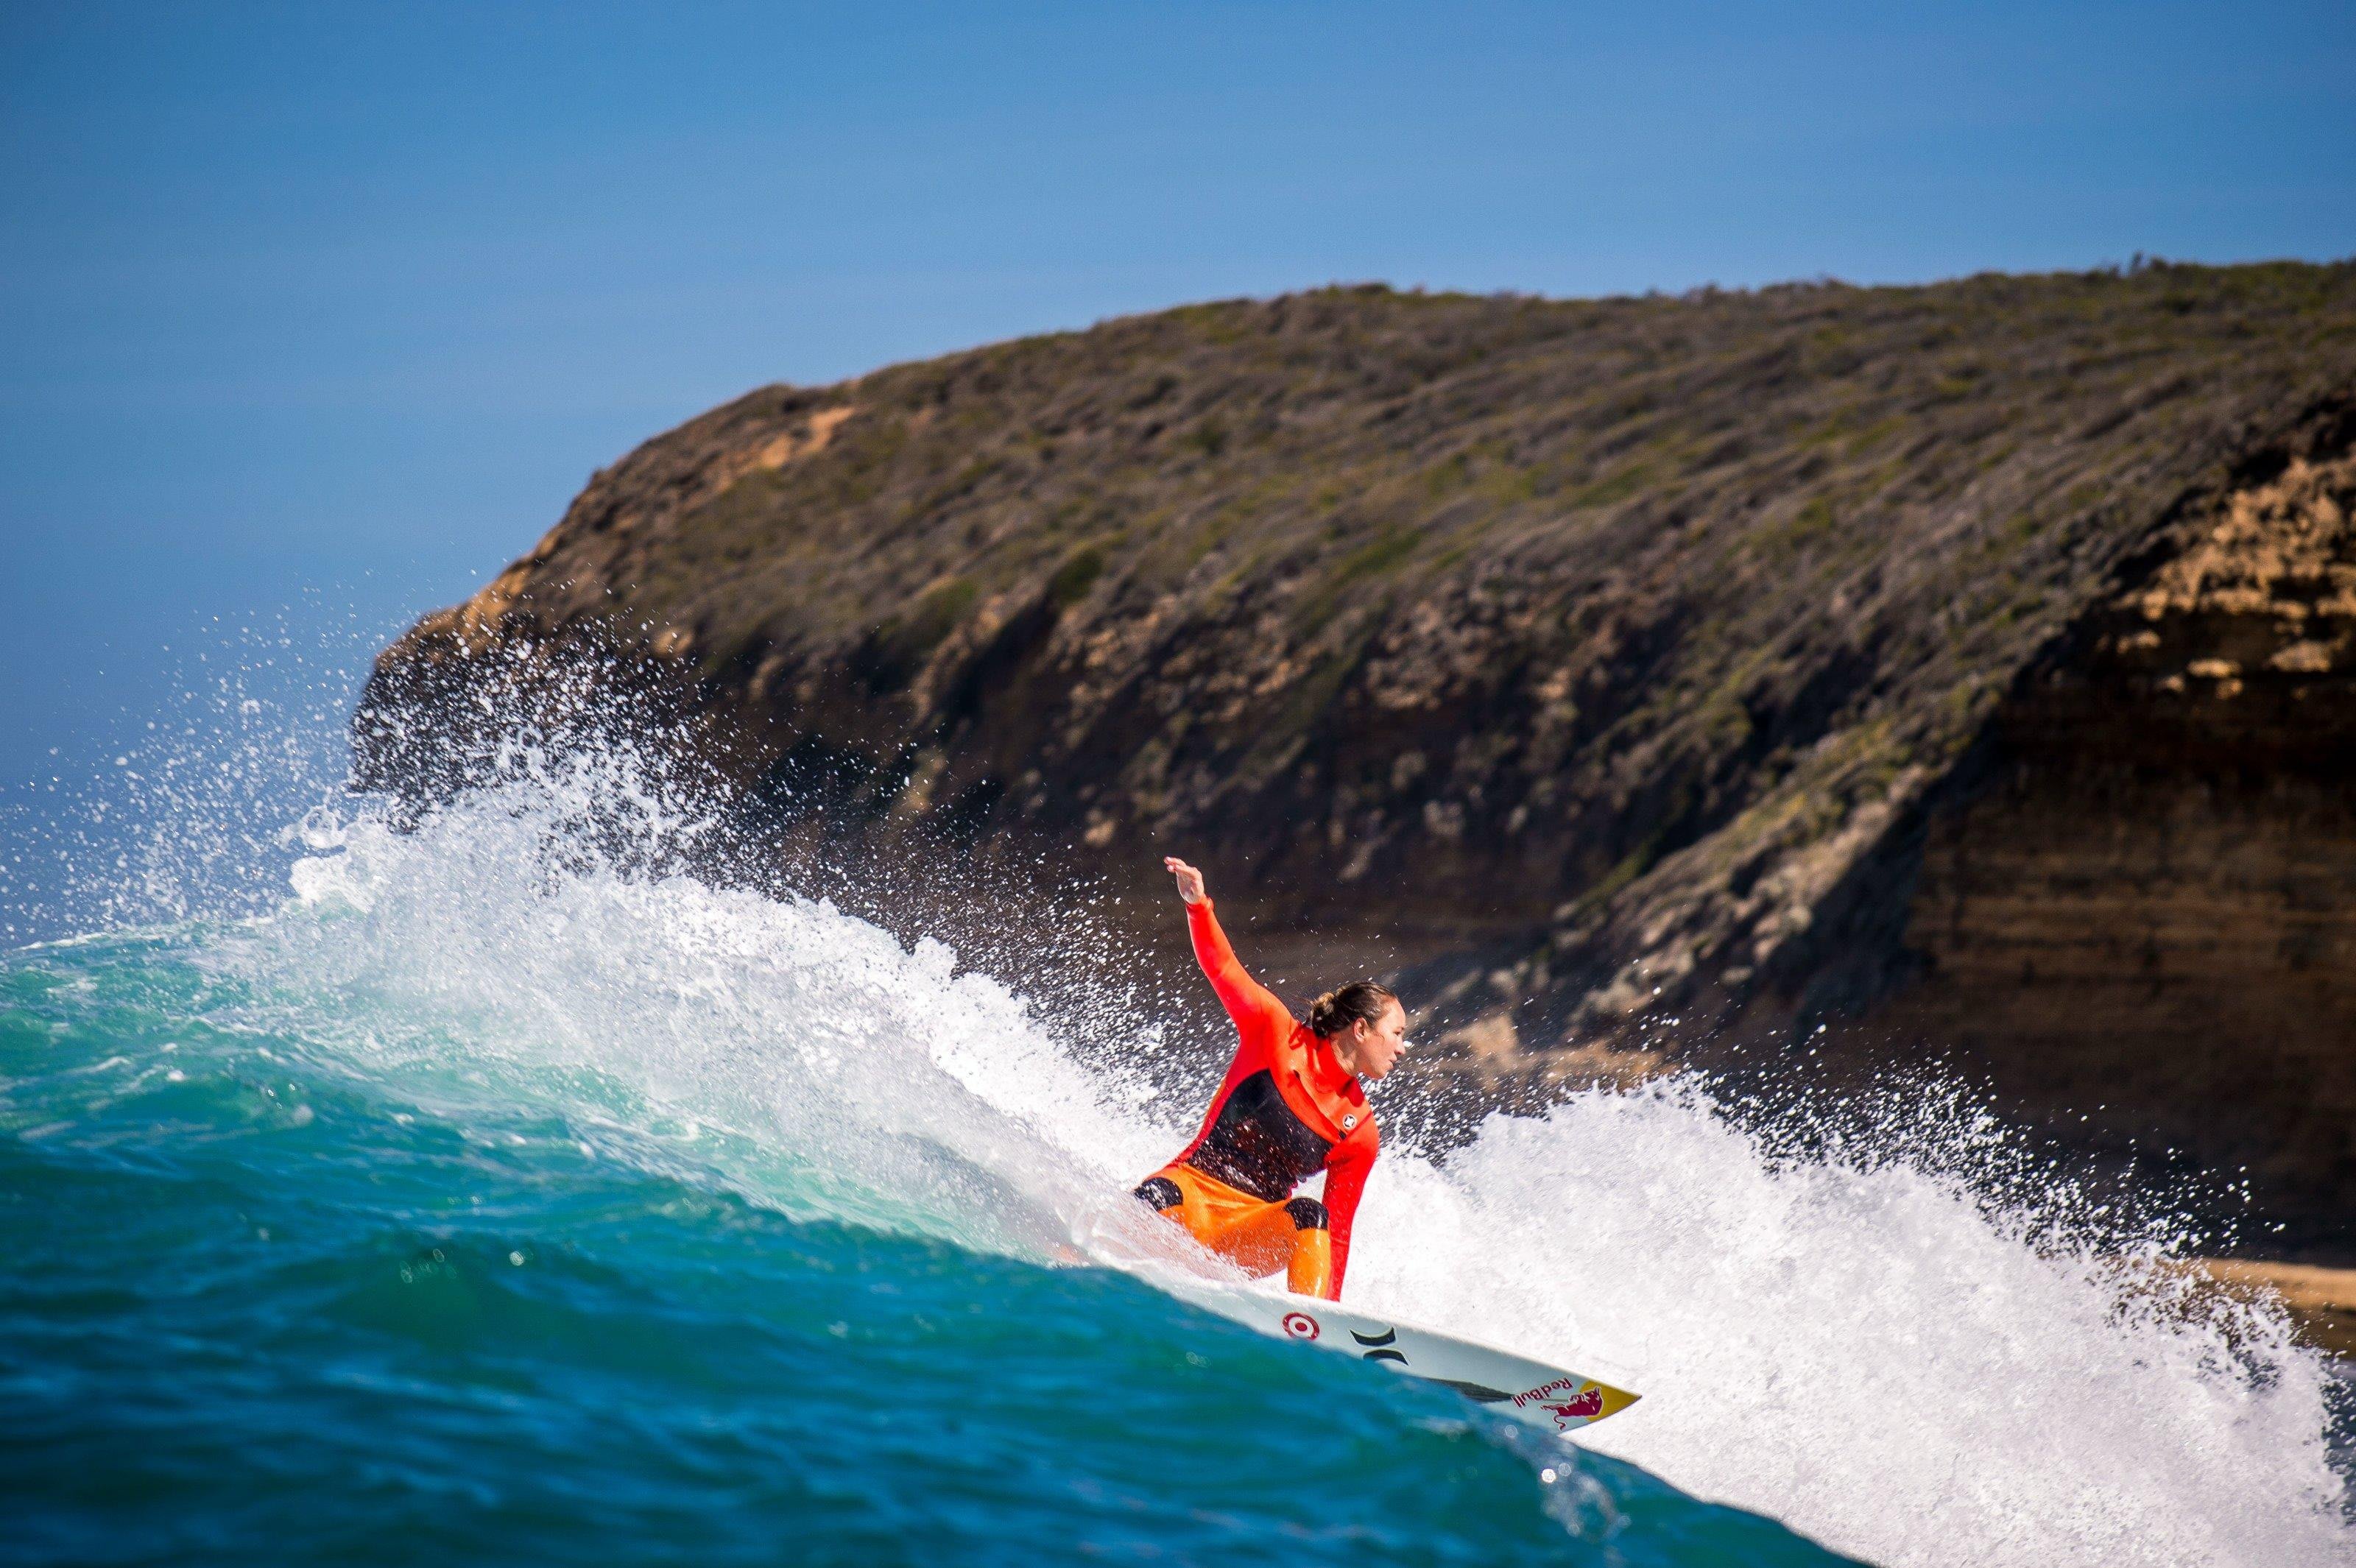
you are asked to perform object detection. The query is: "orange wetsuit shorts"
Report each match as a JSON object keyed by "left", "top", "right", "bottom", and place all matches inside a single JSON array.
[{"left": 1135, "top": 1162, "right": 1334, "bottom": 1299}]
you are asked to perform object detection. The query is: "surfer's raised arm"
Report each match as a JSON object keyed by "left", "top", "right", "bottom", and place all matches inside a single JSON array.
[{"left": 1163, "top": 857, "right": 1288, "bottom": 1032}]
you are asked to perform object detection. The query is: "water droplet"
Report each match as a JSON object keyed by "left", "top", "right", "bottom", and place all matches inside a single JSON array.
[
  {"left": 1540, "top": 1467, "right": 1558, "bottom": 1484},
  {"left": 509, "top": 1250, "right": 526, "bottom": 1266}
]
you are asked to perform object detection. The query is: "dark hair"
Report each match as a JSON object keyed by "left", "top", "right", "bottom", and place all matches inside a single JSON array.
[{"left": 1307, "top": 981, "right": 1398, "bottom": 1039}]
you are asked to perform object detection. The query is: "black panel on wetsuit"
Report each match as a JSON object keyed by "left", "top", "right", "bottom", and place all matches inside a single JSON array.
[{"left": 1189, "top": 1070, "right": 1334, "bottom": 1201}]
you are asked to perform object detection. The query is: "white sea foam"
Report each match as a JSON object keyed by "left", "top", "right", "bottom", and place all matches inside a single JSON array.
[
  {"left": 1354, "top": 1095, "right": 2347, "bottom": 1566},
  {"left": 221, "top": 750, "right": 2346, "bottom": 1568}
]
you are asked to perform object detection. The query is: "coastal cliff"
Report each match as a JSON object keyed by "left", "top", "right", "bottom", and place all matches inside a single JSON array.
[{"left": 357, "top": 262, "right": 2356, "bottom": 1256}]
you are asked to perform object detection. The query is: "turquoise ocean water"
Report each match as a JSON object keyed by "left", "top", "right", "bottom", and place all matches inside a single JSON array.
[{"left": 2, "top": 744, "right": 2350, "bottom": 1567}]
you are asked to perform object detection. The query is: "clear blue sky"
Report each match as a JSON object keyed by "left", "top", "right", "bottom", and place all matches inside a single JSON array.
[{"left": 3, "top": 0, "right": 2352, "bottom": 790}]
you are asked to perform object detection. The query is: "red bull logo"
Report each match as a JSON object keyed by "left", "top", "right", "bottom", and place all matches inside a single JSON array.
[
  {"left": 1513, "top": 1376, "right": 1604, "bottom": 1429},
  {"left": 1541, "top": 1387, "right": 1604, "bottom": 1427}
]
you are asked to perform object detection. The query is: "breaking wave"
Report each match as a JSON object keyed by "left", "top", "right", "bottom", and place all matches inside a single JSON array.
[{"left": 4, "top": 713, "right": 2348, "bottom": 1566}]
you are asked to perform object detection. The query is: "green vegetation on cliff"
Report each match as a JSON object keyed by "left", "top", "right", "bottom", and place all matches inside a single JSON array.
[{"left": 361, "top": 261, "right": 2356, "bottom": 1251}]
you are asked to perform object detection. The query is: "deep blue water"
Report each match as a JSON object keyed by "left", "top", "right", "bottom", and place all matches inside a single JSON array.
[
  {"left": 1, "top": 930, "right": 1847, "bottom": 1567},
  {"left": 2, "top": 764, "right": 2348, "bottom": 1568}
]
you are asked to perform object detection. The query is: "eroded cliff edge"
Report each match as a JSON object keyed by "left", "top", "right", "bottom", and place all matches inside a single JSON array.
[{"left": 357, "top": 263, "right": 2356, "bottom": 1253}]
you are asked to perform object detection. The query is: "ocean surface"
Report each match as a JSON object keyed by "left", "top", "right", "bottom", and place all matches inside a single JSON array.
[{"left": 3, "top": 734, "right": 2352, "bottom": 1567}]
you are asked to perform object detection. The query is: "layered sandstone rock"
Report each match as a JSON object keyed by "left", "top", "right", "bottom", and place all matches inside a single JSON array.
[
  {"left": 1863, "top": 449, "right": 2356, "bottom": 1251},
  {"left": 2198, "top": 1259, "right": 2356, "bottom": 1355}
]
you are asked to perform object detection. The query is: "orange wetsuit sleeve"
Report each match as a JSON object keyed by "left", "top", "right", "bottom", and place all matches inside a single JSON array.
[
  {"left": 1185, "top": 900, "right": 1291, "bottom": 1045},
  {"left": 1322, "top": 1128, "right": 1378, "bottom": 1299}
]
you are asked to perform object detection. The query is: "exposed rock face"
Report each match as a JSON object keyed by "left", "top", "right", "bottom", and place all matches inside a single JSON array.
[
  {"left": 1874, "top": 448, "right": 2356, "bottom": 1251},
  {"left": 2198, "top": 1260, "right": 2356, "bottom": 1356},
  {"left": 357, "top": 263, "right": 2356, "bottom": 1252}
]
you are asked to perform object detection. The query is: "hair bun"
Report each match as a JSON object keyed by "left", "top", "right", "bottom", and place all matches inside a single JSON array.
[{"left": 1306, "top": 980, "right": 1398, "bottom": 1039}]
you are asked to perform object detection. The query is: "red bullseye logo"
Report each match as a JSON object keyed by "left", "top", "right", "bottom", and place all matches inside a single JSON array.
[{"left": 1281, "top": 1311, "right": 1320, "bottom": 1341}]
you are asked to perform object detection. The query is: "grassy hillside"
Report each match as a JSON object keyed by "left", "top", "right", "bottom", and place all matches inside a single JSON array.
[{"left": 360, "top": 261, "right": 2356, "bottom": 1251}]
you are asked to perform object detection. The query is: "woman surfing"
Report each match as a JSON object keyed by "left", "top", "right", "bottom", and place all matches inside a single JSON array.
[{"left": 1132, "top": 857, "right": 1406, "bottom": 1302}]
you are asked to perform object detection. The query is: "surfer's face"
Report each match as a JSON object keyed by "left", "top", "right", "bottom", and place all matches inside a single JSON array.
[{"left": 1340, "top": 1000, "right": 1408, "bottom": 1082}]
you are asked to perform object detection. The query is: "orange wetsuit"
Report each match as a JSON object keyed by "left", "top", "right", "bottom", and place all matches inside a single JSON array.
[{"left": 1133, "top": 899, "right": 1379, "bottom": 1301}]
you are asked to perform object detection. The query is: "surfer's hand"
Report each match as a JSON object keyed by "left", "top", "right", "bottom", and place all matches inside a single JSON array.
[{"left": 1163, "top": 857, "right": 1207, "bottom": 905}]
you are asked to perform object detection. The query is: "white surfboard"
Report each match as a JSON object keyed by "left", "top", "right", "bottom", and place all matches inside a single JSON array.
[{"left": 1157, "top": 1275, "right": 1640, "bottom": 1435}]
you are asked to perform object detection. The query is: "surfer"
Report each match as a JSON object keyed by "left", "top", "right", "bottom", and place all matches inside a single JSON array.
[{"left": 1132, "top": 856, "right": 1403, "bottom": 1302}]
